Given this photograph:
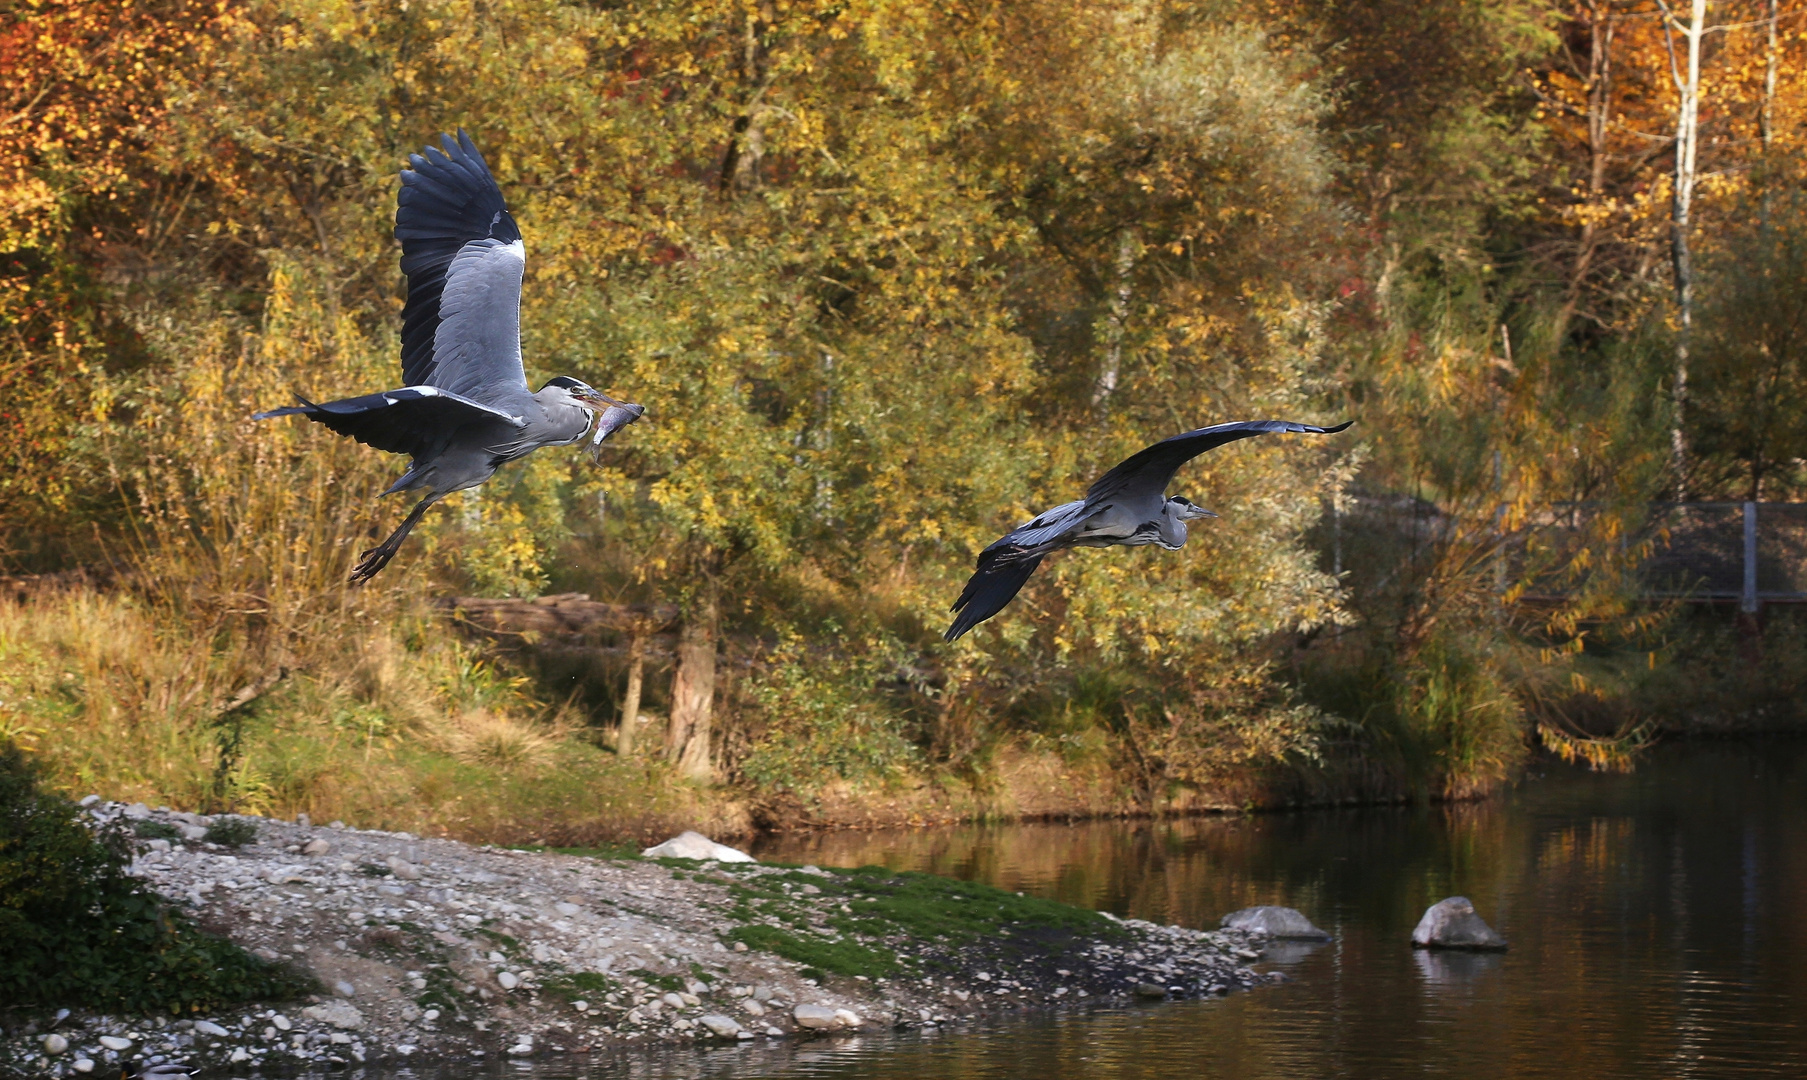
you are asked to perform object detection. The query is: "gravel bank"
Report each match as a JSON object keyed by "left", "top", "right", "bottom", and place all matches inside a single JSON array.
[{"left": 1, "top": 802, "right": 1280, "bottom": 1077}]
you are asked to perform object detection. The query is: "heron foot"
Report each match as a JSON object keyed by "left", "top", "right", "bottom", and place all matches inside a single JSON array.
[{"left": 349, "top": 543, "right": 399, "bottom": 584}]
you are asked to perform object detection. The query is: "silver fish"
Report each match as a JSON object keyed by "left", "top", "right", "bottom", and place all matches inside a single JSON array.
[{"left": 588, "top": 397, "right": 647, "bottom": 462}]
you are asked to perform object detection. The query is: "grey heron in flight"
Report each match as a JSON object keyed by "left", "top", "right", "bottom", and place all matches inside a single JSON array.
[
  {"left": 256, "top": 129, "right": 644, "bottom": 583},
  {"left": 944, "top": 418, "right": 1352, "bottom": 641}
]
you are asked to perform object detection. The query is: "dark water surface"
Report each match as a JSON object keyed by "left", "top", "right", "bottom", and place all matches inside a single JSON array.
[{"left": 376, "top": 740, "right": 1807, "bottom": 1079}]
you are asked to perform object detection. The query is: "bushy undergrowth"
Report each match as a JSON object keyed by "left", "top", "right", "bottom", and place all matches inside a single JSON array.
[
  {"left": 0, "top": 741, "right": 310, "bottom": 1011},
  {"left": 0, "top": 587, "right": 734, "bottom": 845}
]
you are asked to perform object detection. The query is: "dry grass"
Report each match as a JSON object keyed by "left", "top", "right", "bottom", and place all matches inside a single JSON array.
[{"left": 0, "top": 274, "right": 749, "bottom": 844}]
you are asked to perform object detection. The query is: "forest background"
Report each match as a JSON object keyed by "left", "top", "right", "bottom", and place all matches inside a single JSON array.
[{"left": 5, "top": 0, "right": 1806, "bottom": 843}]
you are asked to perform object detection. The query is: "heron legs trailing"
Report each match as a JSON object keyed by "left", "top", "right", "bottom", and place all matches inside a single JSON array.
[{"left": 350, "top": 494, "right": 442, "bottom": 584}]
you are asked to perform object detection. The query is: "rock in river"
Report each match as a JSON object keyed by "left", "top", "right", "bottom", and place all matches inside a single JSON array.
[
  {"left": 1411, "top": 896, "right": 1507, "bottom": 951},
  {"left": 792, "top": 1004, "right": 841, "bottom": 1029},
  {"left": 1220, "top": 906, "right": 1331, "bottom": 940},
  {"left": 641, "top": 830, "right": 756, "bottom": 863}
]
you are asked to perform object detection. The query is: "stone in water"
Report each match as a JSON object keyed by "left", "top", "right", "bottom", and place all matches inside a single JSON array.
[
  {"left": 1219, "top": 905, "right": 1331, "bottom": 940},
  {"left": 792, "top": 1004, "right": 841, "bottom": 1029},
  {"left": 1411, "top": 896, "right": 1507, "bottom": 951}
]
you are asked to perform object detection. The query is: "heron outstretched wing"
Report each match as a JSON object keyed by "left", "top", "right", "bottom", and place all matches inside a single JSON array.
[
  {"left": 395, "top": 130, "right": 532, "bottom": 411},
  {"left": 1084, "top": 419, "right": 1353, "bottom": 507},
  {"left": 943, "top": 500, "right": 1092, "bottom": 641},
  {"left": 945, "top": 546, "right": 1047, "bottom": 642},
  {"left": 254, "top": 386, "right": 525, "bottom": 461}
]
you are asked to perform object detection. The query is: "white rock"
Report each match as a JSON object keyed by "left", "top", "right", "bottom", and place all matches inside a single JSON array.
[
  {"left": 193, "top": 1021, "right": 229, "bottom": 1037},
  {"left": 497, "top": 971, "right": 520, "bottom": 990},
  {"left": 99, "top": 1037, "right": 133, "bottom": 1051},
  {"left": 1412, "top": 896, "right": 1507, "bottom": 951},
  {"left": 640, "top": 831, "right": 755, "bottom": 863},
  {"left": 554, "top": 902, "right": 580, "bottom": 916},
  {"left": 571, "top": 1000, "right": 589, "bottom": 1012},
  {"left": 662, "top": 992, "right": 685, "bottom": 1009},
  {"left": 743, "top": 999, "right": 766, "bottom": 1016},
  {"left": 302, "top": 838, "right": 331, "bottom": 856},
  {"left": 331, "top": 979, "right": 355, "bottom": 997},
  {"left": 834, "top": 1008, "right": 863, "bottom": 1028},
  {"left": 508, "top": 1044, "right": 533, "bottom": 1056},
  {"left": 182, "top": 825, "right": 207, "bottom": 841},
  {"left": 228, "top": 1049, "right": 250, "bottom": 1064},
  {"left": 41, "top": 1034, "right": 68, "bottom": 1055},
  {"left": 792, "top": 1004, "right": 840, "bottom": 1029},
  {"left": 700, "top": 1015, "right": 742, "bottom": 1038},
  {"left": 395, "top": 1044, "right": 416, "bottom": 1055},
  {"left": 764, "top": 1026, "right": 785, "bottom": 1037},
  {"left": 680, "top": 991, "right": 701, "bottom": 1006},
  {"left": 72, "top": 1059, "right": 95, "bottom": 1073},
  {"left": 387, "top": 856, "right": 422, "bottom": 880},
  {"left": 271, "top": 1014, "right": 292, "bottom": 1031},
  {"left": 122, "top": 803, "right": 151, "bottom": 819},
  {"left": 1220, "top": 905, "right": 1331, "bottom": 940},
  {"left": 79, "top": 795, "right": 100, "bottom": 807}
]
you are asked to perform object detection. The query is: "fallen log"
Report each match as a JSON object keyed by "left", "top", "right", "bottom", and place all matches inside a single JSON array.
[{"left": 432, "top": 593, "right": 679, "bottom": 638}]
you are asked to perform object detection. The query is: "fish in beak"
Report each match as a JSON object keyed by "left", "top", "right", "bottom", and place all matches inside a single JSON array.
[{"left": 586, "top": 392, "right": 646, "bottom": 461}]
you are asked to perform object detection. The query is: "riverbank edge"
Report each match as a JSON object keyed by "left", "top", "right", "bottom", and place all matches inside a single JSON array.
[{"left": 0, "top": 803, "right": 1277, "bottom": 1079}]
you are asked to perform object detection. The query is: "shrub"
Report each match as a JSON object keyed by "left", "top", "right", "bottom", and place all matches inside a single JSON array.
[
  {"left": 0, "top": 741, "right": 311, "bottom": 1010},
  {"left": 202, "top": 817, "right": 258, "bottom": 847}
]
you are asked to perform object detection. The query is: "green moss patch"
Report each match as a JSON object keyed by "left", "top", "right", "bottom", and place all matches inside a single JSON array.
[
  {"left": 0, "top": 741, "right": 311, "bottom": 1011},
  {"left": 713, "top": 862, "right": 1124, "bottom": 979}
]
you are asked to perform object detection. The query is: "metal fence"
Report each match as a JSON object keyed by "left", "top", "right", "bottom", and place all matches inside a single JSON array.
[
  {"left": 1326, "top": 498, "right": 1807, "bottom": 611},
  {"left": 1639, "top": 502, "right": 1807, "bottom": 610}
]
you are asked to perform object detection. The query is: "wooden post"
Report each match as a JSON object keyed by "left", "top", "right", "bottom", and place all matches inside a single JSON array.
[
  {"left": 617, "top": 622, "right": 646, "bottom": 757},
  {"left": 1742, "top": 501, "right": 1759, "bottom": 615}
]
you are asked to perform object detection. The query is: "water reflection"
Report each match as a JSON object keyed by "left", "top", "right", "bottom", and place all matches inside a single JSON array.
[{"left": 293, "top": 740, "right": 1806, "bottom": 1079}]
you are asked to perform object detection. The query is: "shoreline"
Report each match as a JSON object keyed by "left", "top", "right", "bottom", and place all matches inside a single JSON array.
[{"left": 0, "top": 803, "right": 1277, "bottom": 1078}]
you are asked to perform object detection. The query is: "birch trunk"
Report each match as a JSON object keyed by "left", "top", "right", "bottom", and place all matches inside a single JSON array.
[
  {"left": 1658, "top": 0, "right": 1706, "bottom": 494},
  {"left": 1092, "top": 229, "right": 1138, "bottom": 411},
  {"left": 1763, "top": 0, "right": 1779, "bottom": 152}
]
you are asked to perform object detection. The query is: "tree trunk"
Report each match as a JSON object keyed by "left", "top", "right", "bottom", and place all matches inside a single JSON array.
[
  {"left": 1561, "top": 1, "right": 1615, "bottom": 331},
  {"left": 667, "top": 587, "right": 719, "bottom": 782},
  {"left": 1763, "top": 0, "right": 1779, "bottom": 152},
  {"left": 1659, "top": 0, "right": 1706, "bottom": 495},
  {"left": 1092, "top": 229, "right": 1138, "bottom": 411},
  {"left": 616, "top": 625, "right": 645, "bottom": 757}
]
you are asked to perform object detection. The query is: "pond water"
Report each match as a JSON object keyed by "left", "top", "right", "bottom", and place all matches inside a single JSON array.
[{"left": 369, "top": 739, "right": 1807, "bottom": 1079}]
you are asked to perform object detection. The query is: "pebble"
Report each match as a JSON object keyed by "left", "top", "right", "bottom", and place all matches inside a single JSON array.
[
  {"left": 700, "top": 1015, "right": 742, "bottom": 1038},
  {"left": 662, "top": 992, "right": 685, "bottom": 1009},
  {"left": 498, "top": 972, "right": 520, "bottom": 990},
  {"left": 193, "top": 1021, "right": 229, "bottom": 1037},
  {"left": 72, "top": 1059, "right": 94, "bottom": 1073},
  {"left": 41, "top": 1035, "right": 67, "bottom": 1055},
  {"left": 302, "top": 838, "right": 332, "bottom": 855},
  {"left": 98, "top": 1037, "right": 132, "bottom": 1051},
  {"left": 272, "top": 1015, "right": 292, "bottom": 1032}
]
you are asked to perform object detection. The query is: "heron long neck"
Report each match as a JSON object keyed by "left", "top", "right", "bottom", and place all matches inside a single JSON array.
[
  {"left": 1158, "top": 503, "right": 1189, "bottom": 549},
  {"left": 532, "top": 389, "right": 597, "bottom": 443}
]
